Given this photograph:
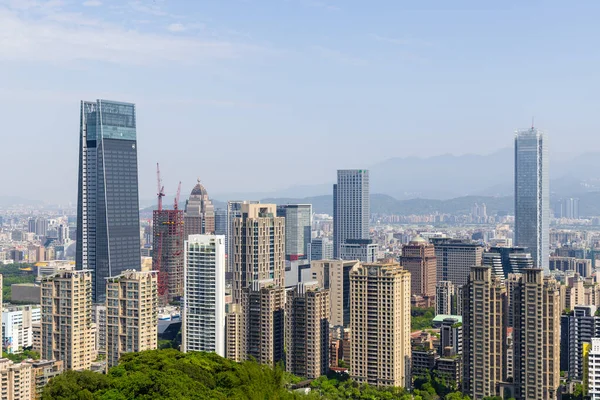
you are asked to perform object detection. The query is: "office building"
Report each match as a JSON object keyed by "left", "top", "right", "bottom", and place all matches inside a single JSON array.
[
  {"left": 308, "top": 260, "right": 360, "bottom": 327},
  {"left": 560, "top": 305, "right": 600, "bottom": 381},
  {"left": 589, "top": 338, "right": 600, "bottom": 399},
  {"left": 556, "top": 197, "right": 580, "bottom": 219},
  {"left": 433, "top": 238, "right": 483, "bottom": 287},
  {"left": 511, "top": 269, "right": 560, "bottom": 400},
  {"left": 76, "top": 100, "right": 141, "bottom": 302},
  {"left": 401, "top": 236, "right": 436, "bottom": 298},
  {"left": 2, "top": 306, "right": 40, "bottom": 354},
  {"left": 182, "top": 235, "right": 226, "bottom": 356},
  {"left": 0, "top": 359, "right": 32, "bottom": 400},
  {"left": 462, "top": 266, "right": 507, "bottom": 399},
  {"left": 105, "top": 270, "right": 158, "bottom": 368},
  {"left": 41, "top": 270, "right": 93, "bottom": 371},
  {"left": 309, "top": 237, "right": 333, "bottom": 261},
  {"left": 285, "top": 282, "right": 330, "bottom": 379},
  {"left": 482, "top": 252, "right": 505, "bottom": 279},
  {"left": 241, "top": 280, "right": 285, "bottom": 366},
  {"left": 514, "top": 127, "right": 549, "bottom": 270},
  {"left": 350, "top": 262, "right": 411, "bottom": 388},
  {"left": 277, "top": 204, "right": 312, "bottom": 261},
  {"left": 214, "top": 208, "right": 227, "bottom": 237},
  {"left": 226, "top": 200, "right": 259, "bottom": 273},
  {"left": 232, "top": 203, "right": 285, "bottom": 304},
  {"left": 152, "top": 206, "right": 184, "bottom": 304},
  {"left": 184, "top": 179, "right": 215, "bottom": 237},
  {"left": 333, "top": 169, "right": 370, "bottom": 259},
  {"left": 340, "top": 239, "right": 377, "bottom": 263}
]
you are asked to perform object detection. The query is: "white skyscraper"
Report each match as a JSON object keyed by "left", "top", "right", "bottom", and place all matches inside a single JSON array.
[
  {"left": 333, "top": 169, "right": 370, "bottom": 259},
  {"left": 182, "top": 234, "right": 226, "bottom": 356},
  {"left": 589, "top": 338, "right": 600, "bottom": 399},
  {"left": 514, "top": 127, "right": 549, "bottom": 270}
]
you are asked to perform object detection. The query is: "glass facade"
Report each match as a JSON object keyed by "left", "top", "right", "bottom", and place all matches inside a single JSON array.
[
  {"left": 333, "top": 170, "right": 370, "bottom": 259},
  {"left": 514, "top": 128, "right": 549, "bottom": 271},
  {"left": 76, "top": 100, "right": 141, "bottom": 302},
  {"left": 276, "top": 204, "right": 312, "bottom": 260}
]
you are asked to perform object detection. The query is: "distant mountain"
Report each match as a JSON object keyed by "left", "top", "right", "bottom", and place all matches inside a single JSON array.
[{"left": 262, "top": 194, "right": 513, "bottom": 216}]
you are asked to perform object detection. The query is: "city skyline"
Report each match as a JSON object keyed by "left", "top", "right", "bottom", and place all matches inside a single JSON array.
[{"left": 3, "top": 1, "right": 600, "bottom": 203}]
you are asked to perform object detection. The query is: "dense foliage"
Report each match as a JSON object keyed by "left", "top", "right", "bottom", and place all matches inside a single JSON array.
[
  {"left": 42, "top": 349, "right": 305, "bottom": 400},
  {"left": 3, "top": 349, "right": 39, "bottom": 363},
  {"left": 0, "top": 263, "right": 36, "bottom": 300},
  {"left": 43, "top": 349, "right": 475, "bottom": 400},
  {"left": 411, "top": 307, "right": 435, "bottom": 331}
]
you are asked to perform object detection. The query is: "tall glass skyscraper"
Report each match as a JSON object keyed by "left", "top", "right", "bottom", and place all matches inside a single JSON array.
[
  {"left": 276, "top": 204, "right": 312, "bottom": 261},
  {"left": 76, "top": 99, "right": 141, "bottom": 302},
  {"left": 333, "top": 170, "right": 370, "bottom": 258},
  {"left": 514, "top": 127, "right": 549, "bottom": 271}
]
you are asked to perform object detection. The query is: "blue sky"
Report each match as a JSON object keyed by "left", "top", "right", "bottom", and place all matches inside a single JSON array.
[{"left": 1, "top": 0, "right": 599, "bottom": 203}]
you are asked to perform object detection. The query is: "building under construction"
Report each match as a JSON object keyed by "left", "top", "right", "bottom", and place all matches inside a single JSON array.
[{"left": 152, "top": 164, "right": 184, "bottom": 304}]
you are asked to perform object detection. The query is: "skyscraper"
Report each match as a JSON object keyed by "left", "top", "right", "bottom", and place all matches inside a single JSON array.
[
  {"left": 152, "top": 206, "right": 184, "bottom": 304},
  {"left": 183, "top": 179, "right": 215, "bottom": 238},
  {"left": 182, "top": 235, "right": 226, "bottom": 356},
  {"left": 214, "top": 208, "right": 227, "bottom": 237},
  {"left": 105, "top": 270, "right": 158, "bottom": 368},
  {"left": 462, "top": 265, "right": 507, "bottom": 399},
  {"left": 308, "top": 237, "right": 333, "bottom": 261},
  {"left": 333, "top": 170, "right": 370, "bottom": 259},
  {"left": 41, "top": 270, "right": 93, "bottom": 371},
  {"left": 285, "top": 282, "right": 330, "bottom": 379},
  {"left": 232, "top": 203, "right": 285, "bottom": 304},
  {"left": 350, "top": 261, "right": 411, "bottom": 388},
  {"left": 401, "top": 236, "right": 437, "bottom": 299},
  {"left": 76, "top": 100, "right": 141, "bottom": 302},
  {"left": 514, "top": 127, "right": 549, "bottom": 270},
  {"left": 226, "top": 200, "right": 259, "bottom": 273},
  {"left": 276, "top": 204, "right": 312, "bottom": 261}
]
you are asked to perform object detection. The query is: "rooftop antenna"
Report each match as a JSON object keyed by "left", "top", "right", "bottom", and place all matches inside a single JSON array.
[{"left": 531, "top": 116, "right": 535, "bottom": 130}]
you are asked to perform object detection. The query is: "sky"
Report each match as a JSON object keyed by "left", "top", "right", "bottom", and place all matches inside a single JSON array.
[{"left": 1, "top": 0, "right": 600, "bottom": 204}]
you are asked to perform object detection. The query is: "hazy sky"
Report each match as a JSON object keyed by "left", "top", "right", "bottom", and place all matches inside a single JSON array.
[{"left": 1, "top": 0, "right": 600, "bottom": 204}]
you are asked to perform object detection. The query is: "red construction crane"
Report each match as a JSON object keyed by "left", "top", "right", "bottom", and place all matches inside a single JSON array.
[
  {"left": 174, "top": 181, "right": 182, "bottom": 210},
  {"left": 156, "top": 163, "right": 165, "bottom": 211}
]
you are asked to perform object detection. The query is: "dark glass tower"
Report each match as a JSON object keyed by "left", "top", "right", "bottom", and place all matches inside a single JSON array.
[{"left": 76, "top": 100, "right": 141, "bottom": 302}]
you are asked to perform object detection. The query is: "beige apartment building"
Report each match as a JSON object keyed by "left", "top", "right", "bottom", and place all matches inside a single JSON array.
[
  {"left": 285, "top": 282, "right": 330, "bottom": 379},
  {"left": 462, "top": 265, "right": 507, "bottom": 400},
  {"left": 0, "top": 359, "right": 31, "bottom": 400},
  {"left": 41, "top": 270, "right": 93, "bottom": 371},
  {"left": 350, "top": 262, "right": 411, "bottom": 388},
  {"left": 225, "top": 303, "right": 243, "bottom": 362},
  {"left": 511, "top": 268, "right": 560, "bottom": 400},
  {"left": 232, "top": 204, "right": 285, "bottom": 304},
  {"left": 25, "top": 359, "right": 63, "bottom": 400},
  {"left": 241, "top": 279, "right": 285, "bottom": 366},
  {"left": 105, "top": 270, "right": 158, "bottom": 368},
  {"left": 309, "top": 260, "right": 360, "bottom": 327}
]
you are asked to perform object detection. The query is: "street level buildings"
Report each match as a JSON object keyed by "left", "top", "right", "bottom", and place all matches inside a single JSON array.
[{"left": 76, "top": 100, "right": 141, "bottom": 302}]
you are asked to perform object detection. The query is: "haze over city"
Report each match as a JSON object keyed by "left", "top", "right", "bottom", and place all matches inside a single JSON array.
[{"left": 2, "top": 0, "right": 600, "bottom": 203}]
